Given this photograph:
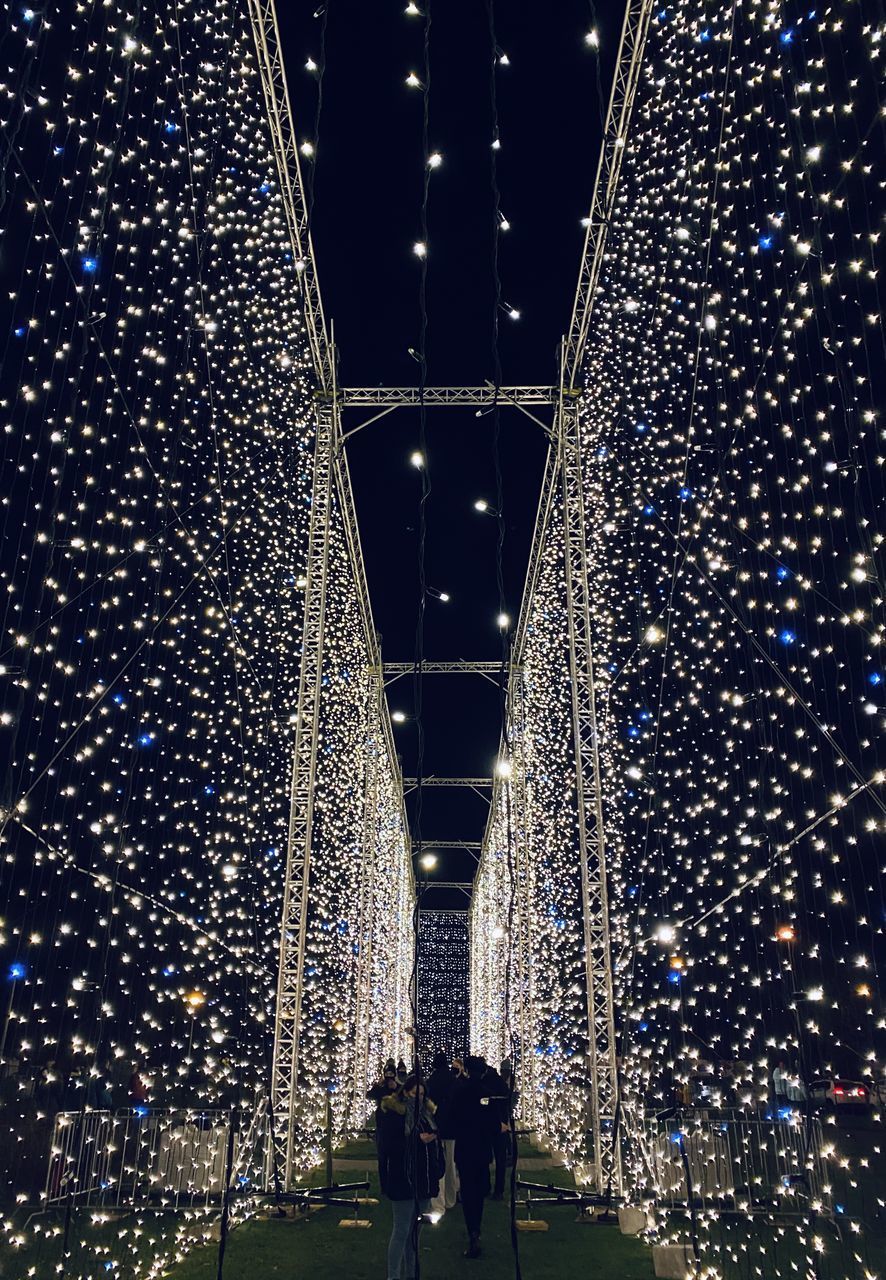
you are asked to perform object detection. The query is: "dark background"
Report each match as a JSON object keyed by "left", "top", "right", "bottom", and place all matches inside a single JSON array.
[{"left": 278, "top": 0, "right": 619, "bottom": 894}]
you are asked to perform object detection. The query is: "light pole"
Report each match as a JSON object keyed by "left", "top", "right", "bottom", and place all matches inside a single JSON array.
[{"left": 0, "top": 962, "right": 26, "bottom": 1066}]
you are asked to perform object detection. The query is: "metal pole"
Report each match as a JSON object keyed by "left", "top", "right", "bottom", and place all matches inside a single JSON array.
[
  {"left": 0, "top": 978, "right": 17, "bottom": 1064},
  {"left": 557, "top": 345, "right": 621, "bottom": 1196},
  {"left": 351, "top": 666, "right": 382, "bottom": 1129},
  {"left": 269, "top": 385, "right": 338, "bottom": 1190},
  {"left": 216, "top": 1108, "right": 238, "bottom": 1280}
]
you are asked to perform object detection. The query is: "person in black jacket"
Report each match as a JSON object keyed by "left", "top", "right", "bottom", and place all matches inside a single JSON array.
[
  {"left": 484, "top": 1061, "right": 509, "bottom": 1200},
  {"left": 368, "top": 1063, "right": 399, "bottom": 1115},
  {"left": 449, "top": 1055, "right": 500, "bottom": 1259},
  {"left": 426, "top": 1051, "right": 459, "bottom": 1217},
  {"left": 377, "top": 1077, "right": 443, "bottom": 1279}
]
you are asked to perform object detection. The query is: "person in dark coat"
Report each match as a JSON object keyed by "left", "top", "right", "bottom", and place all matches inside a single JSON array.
[
  {"left": 377, "top": 1077, "right": 443, "bottom": 1279},
  {"left": 449, "top": 1055, "right": 500, "bottom": 1258},
  {"left": 426, "top": 1051, "right": 459, "bottom": 1216},
  {"left": 368, "top": 1063, "right": 399, "bottom": 1117},
  {"left": 487, "top": 1060, "right": 512, "bottom": 1199}
]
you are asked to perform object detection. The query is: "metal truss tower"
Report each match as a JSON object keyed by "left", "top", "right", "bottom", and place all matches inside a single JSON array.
[
  {"left": 510, "top": 0, "right": 656, "bottom": 1194},
  {"left": 247, "top": 0, "right": 414, "bottom": 1189},
  {"left": 248, "top": 0, "right": 655, "bottom": 1194}
]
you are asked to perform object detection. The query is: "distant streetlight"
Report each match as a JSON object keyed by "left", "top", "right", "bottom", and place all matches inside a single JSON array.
[{"left": 0, "top": 963, "right": 26, "bottom": 1064}]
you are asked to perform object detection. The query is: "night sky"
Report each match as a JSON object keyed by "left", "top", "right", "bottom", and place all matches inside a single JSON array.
[{"left": 279, "top": 1, "right": 620, "bottom": 893}]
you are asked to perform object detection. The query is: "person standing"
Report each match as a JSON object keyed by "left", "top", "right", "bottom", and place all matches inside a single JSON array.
[
  {"left": 426, "top": 1051, "right": 459, "bottom": 1217},
  {"left": 449, "top": 1055, "right": 499, "bottom": 1259},
  {"left": 490, "top": 1059, "right": 516, "bottom": 1200},
  {"left": 369, "top": 1063, "right": 399, "bottom": 1113},
  {"left": 377, "top": 1076, "right": 442, "bottom": 1280}
]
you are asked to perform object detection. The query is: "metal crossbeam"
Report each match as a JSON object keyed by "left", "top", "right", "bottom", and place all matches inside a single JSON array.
[
  {"left": 420, "top": 881, "right": 473, "bottom": 897},
  {"left": 384, "top": 660, "right": 510, "bottom": 688},
  {"left": 563, "top": 0, "right": 656, "bottom": 389},
  {"left": 384, "top": 661, "right": 507, "bottom": 674},
  {"left": 340, "top": 386, "right": 555, "bottom": 408},
  {"left": 413, "top": 840, "right": 482, "bottom": 850},
  {"left": 404, "top": 778, "right": 493, "bottom": 789}
]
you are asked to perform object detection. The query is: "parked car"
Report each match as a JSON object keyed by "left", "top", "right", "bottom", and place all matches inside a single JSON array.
[{"left": 808, "top": 1078, "right": 870, "bottom": 1113}]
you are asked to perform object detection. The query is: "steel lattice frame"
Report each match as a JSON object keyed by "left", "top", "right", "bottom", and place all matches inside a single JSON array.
[
  {"left": 562, "top": 0, "right": 657, "bottom": 389},
  {"left": 246, "top": 0, "right": 334, "bottom": 1185},
  {"left": 558, "top": 387, "right": 621, "bottom": 1195},
  {"left": 351, "top": 665, "right": 383, "bottom": 1126},
  {"left": 269, "top": 400, "right": 336, "bottom": 1188},
  {"left": 506, "top": 670, "right": 538, "bottom": 1131},
  {"left": 250, "top": 0, "right": 656, "bottom": 1194},
  {"left": 340, "top": 386, "right": 555, "bottom": 407},
  {"left": 246, "top": 0, "right": 332, "bottom": 390},
  {"left": 498, "top": 0, "right": 655, "bottom": 1195},
  {"left": 247, "top": 0, "right": 414, "bottom": 1189}
]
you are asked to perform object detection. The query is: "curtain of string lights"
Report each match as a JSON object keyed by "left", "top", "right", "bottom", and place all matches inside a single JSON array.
[
  {"left": 473, "top": 0, "right": 884, "bottom": 1271},
  {"left": 417, "top": 910, "right": 470, "bottom": 1067},
  {"left": 0, "top": 0, "right": 413, "bottom": 1269}
]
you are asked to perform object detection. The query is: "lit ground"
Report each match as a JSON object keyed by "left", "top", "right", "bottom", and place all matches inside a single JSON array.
[
  {"left": 1, "top": 1122, "right": 882, "bottom": 1278},
  {"left": 169, "top": 1144, "right": 655, "bottom": 1280}
]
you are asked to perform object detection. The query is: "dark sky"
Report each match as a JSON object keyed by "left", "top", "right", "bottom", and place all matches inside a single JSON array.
[{"left": 279, "top": 1, "right": 620, "bottom": 893}]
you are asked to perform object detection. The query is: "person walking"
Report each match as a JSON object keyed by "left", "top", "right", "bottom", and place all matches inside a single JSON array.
[
  {"left": 449, "top": 1054, "right": 500, "bottom": 1258},
  {"left": 426, "top": 1051, "right": 459, "bottom": 1217},
  {"left": 490, "top": 1059, "right": 516, "bottom": 1199},
  {"left": 377, "top": 1076, "right": 443, "bottom": 1280}
]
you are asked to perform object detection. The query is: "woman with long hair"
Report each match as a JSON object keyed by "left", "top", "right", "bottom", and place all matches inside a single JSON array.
[{"left": 377, "top": 1075, "right": 443, "bottom": 1280}]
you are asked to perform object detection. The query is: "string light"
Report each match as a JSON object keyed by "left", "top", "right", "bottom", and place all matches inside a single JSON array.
[
  {"left": 0, "top": 0, "right": 414, "bottom": 1266},
  {"left": 473, "top": 3, "right": 884, "bottom": 1275},
  {"left": 417, "top": 911, "right": 469, "bottom": 1067}
]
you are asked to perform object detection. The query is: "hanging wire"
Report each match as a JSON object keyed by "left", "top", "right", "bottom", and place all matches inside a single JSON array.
[
  {"left": 407, "top": 4, "right": 433, "bottom": 1274},
  {"left": 482, "top": 2, "right": 525, "bottom": 1275}
]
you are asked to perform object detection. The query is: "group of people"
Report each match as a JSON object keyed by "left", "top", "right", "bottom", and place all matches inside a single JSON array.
[{"left": 369, "top": 1051, "right": 517, "bottom": 1276}]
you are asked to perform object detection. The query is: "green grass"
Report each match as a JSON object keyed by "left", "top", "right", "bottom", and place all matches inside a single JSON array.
[
  {"left": 655, "top": 1116, "right": 886, "bottom": 1280},
  {"left": 166, "top": 1135, "right": 655, "bottom": 1279},
  {"left": 4, "top": 1122, "right": 880, "bottom": 1279},
  {"left": 168, "top": 1182, "right": 655, "bottom": 1280},
  {"left": 0, "top": 1208, "right": 213, "bottom": 1279}
]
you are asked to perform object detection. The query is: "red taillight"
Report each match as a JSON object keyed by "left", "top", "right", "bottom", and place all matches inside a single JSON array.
[{"left": 834, "top": 1087, "right": 845, "bottom": 1096}]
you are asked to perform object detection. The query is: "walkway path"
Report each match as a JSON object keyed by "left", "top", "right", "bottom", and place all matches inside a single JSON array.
[{"left": 171, "top": 1141, "right": 654, "bottom": 1280}]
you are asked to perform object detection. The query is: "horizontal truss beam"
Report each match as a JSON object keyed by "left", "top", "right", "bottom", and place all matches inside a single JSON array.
[
  {"left": 384, "top": 660, "right": 515, "bottom": 688},
  {"left": 340, "top": 386, "right": 555, "bottom": 408},
  {"left": 385, "top": 661, "right": 510, "bottom": 674},
  {"left": 403, "top": 778, "right": 493, "bottom": 789},
  {"left": 412, "top": 840, "right": 482, "bottom": 850}
]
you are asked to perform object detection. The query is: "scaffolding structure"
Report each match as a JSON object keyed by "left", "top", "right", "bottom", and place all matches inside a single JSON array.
[{"left": 248, "top": 0, "right": 657, "bottom": 1198}]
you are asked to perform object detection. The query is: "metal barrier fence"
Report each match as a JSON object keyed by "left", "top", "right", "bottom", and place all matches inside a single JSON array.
[
  {"left": 45, "top": 1105, "right": 268, "bottom": 1212},
  {"left": 637, "top": 1111, "right": 830, "bottom": 1213}
]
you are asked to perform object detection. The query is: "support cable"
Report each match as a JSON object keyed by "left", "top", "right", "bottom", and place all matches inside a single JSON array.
[
  {"left": 483, "top": 2, "right": 523, "bottom": 1274},
  {"left": 408, "top": 5, "right": 433, "bottom": 1274}
]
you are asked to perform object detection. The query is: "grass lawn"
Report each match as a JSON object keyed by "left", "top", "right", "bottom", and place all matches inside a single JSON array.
[
  {"left": 3, "top": 1121, "right": 880, "bottom": 1279},
  {"left": 167, "top": 1136, "right": 655, "bottom": 1279},
  {"left": 169, "top": 1185, "right": 655, "bottom": 1280}
]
